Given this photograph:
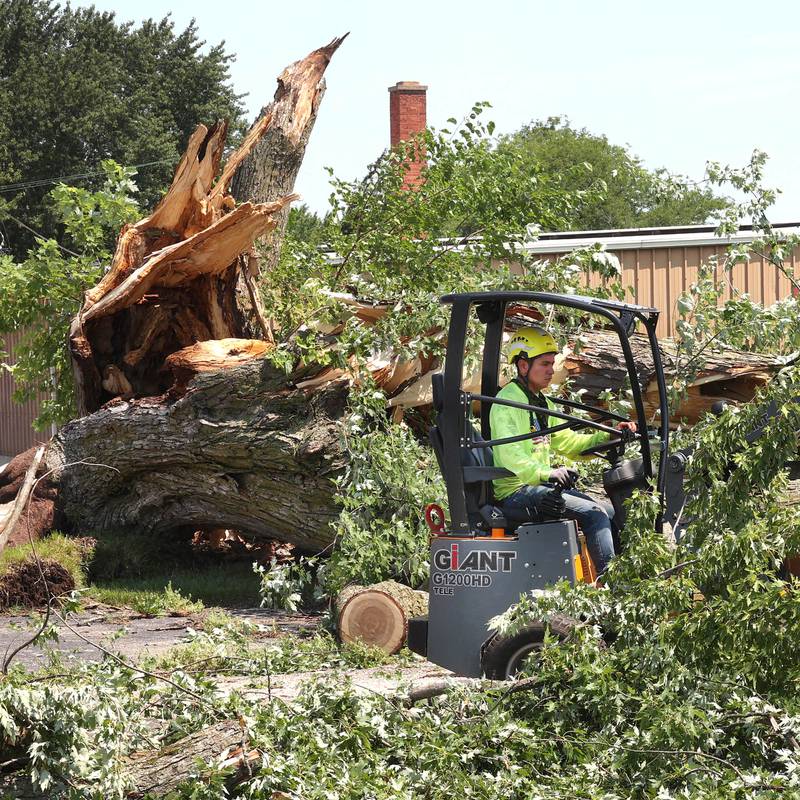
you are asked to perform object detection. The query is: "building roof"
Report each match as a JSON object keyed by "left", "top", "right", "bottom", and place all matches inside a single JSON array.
[{"left": 520, "top": 222, "right": 800, "bottom": 253}]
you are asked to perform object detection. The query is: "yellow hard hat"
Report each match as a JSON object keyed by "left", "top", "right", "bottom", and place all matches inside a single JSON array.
[{"left": 506, "top": 326, "right": 558, "bottom": 362}]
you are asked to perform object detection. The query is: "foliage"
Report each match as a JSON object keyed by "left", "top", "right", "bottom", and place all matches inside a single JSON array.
[
  {"left": 0, "top": 160, "right": 139, "bottom": 427},
  {"left": 266, "top": 106, "right": 631, "bottom": 591},
  {"left": 498, "top": 116, "right": 731, "bottom": 230},
  {"left": 151, "top": 624, "right": 403, "bottom": 677},
  {"left": 0, "top": 0, "right": 245, "bottom": 258},
  {"left": 254, "top": 557, "right": 317, "bottom": 612},
  {"left": 91, "top": 581, "right": 203, "bottom": 617},
  {"left": 666, "top": 151, "right": 800, "bottom": 409},
  {"left": 321, "top": 383, "right": 443, "bottom": 594},
  {"left": 285, "top": 203, "right": 327, "bottom": 245},
  {"left": 485, "top": 367, "right": 800, "bottom": 797}
]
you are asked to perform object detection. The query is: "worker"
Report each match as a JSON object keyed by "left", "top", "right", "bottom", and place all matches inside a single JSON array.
[{"left": 489, "top": 325, "right": 637, "bottom": 574}]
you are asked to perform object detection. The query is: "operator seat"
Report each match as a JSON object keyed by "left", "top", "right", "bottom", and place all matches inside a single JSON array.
[{"left": 428, "top": 373, "right": 536, "bottom": 534}]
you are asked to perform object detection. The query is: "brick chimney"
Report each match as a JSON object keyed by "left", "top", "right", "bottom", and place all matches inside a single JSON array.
[{"left": 388, "top": 81, "right": 428, "bottom": 188}]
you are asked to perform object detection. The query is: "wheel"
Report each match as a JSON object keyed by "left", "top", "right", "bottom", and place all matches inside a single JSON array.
[{"left": 481, "top": 615, "right": 581, "bottom": 679}]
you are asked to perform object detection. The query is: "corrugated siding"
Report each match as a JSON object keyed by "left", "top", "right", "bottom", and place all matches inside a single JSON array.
[
  {"left": 580, "top": 243, "right": 799, "bottom": 337},
  {"left": 0, "top": 330, "right": 49, "bottom": 457}
]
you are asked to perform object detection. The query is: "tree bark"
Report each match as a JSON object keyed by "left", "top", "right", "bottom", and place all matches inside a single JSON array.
[
  {"left": 45, "top": 359, "right": 348, "bottom": 550},
  {"left": 124, "top": 719, "right": 260, "bottom": 799},
  {"left": 231, "top": 34, "right": 348, "bottom": 336},
  {"left": 231, "top": 35, "right": 347, "bottom": 264},
  {"left": 561, "top": 329, "right": 784, "bottom": 424},
  {"left": 69, "top": 37, "right": 346, "bottom": 417}
]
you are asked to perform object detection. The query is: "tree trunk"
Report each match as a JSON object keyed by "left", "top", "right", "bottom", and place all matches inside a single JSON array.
[
  {"left": 386, "top": 327, "right": 787, "bottom": 427},
  {"left": 336, "top": 580, "right": 429, "bottom": 654},
  {"left": 46, "top": 359, "right": 348, "bottom": 550},
  {"left": 561, "top": 329, "right": 784, "bottom": 424},
  {"left": 0, "top": 39, "right": 349, "bottom": 548},
  {"left": 231, "top": 34, "right": 348, "bottom": 335},
  {"left": 124, "top": 719, "right": 260, "bottom": 799}
]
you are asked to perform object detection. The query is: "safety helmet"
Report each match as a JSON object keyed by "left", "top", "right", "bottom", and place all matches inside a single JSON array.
[{"left": 506, "top": 326, "right": 558, "bottom": 362}]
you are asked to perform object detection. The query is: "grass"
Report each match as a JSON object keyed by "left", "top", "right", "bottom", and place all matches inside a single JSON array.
[
  {"left": 0, "top": 532, "right": 90, "bottom": 588},
  {"left": 87, "top": 561, "right": 263, "bottom": 612},
  {"left": 0, "top": 530, "right": 265, "bottom": 616}
]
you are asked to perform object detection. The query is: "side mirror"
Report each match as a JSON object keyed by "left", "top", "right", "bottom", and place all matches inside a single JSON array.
[{"left": 710, "top": 400, "right": 728, "bottom": 417}]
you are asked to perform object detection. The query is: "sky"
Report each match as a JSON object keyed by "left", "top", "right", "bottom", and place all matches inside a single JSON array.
[{"left": 75, "top": 0, "right": 800, "bottom": 223}]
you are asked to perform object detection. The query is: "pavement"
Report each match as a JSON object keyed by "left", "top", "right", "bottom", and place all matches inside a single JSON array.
[{"left": 0, "top": 605, "right": 322, "bottom": 672}]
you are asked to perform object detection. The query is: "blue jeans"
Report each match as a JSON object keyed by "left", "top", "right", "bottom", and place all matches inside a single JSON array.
[{"left": 500, "top": 485, "right": 616, "bottom": 573}]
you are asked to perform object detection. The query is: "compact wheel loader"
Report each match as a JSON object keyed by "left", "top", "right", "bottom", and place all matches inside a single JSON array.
[{"left": 406, "top": 290, "right": 795, "bottom": 679}]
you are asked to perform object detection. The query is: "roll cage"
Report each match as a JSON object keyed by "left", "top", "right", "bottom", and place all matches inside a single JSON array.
[{"left": 434, "top": 291, "right": 670, "bottom": 534}]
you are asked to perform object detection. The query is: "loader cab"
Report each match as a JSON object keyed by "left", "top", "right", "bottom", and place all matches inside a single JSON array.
[
  {"left": 429, "top": 291, "right": 670, "bottom": 538},
  {"left": 411, "top": 292, "right": 671, "bottom": 677}
]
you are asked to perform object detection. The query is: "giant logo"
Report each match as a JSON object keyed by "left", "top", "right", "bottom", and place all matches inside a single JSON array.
[
  {"left": 432, "top": 544, "right": 517, "bottom": 590},
  {"left": 433, "top": 544, "right": 516, "bottom": 573}
]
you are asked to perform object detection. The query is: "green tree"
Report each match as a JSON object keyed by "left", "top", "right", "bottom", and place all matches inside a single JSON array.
[
  {"left": 0, "top": 0, "right": 245, "bottom": 257},
  {"left": 0, "top": 161, "right": 140, "bottom": 428},
  {"left": 499, "top": 116, "right": 730, "bottom": 230},
  {"left": 285, "top": 203, "right": 326, "bottom": 245}
]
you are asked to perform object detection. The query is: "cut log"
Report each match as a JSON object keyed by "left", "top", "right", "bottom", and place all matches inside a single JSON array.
[
  {"left": 336, "top": 580, "right": 429, "bottom": 654},
  {"left": 165, "top": 338, "right": 273, "bottom": 395},
  {"left": 124, "top": 719, "right": 260, "bottom": 799}
]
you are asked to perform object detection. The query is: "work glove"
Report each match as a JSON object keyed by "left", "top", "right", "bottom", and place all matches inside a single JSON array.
[
  {"left": 539, "top": 487, "right": 566, "bottom": 519},
  {"left": 549, "top": 467, "right": 579, "bottom": 489}
]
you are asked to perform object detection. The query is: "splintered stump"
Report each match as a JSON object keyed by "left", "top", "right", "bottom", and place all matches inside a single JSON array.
[
  {"left": 68, "top": 36, "right": 346, "bottom": 417},
  {"left": 336, "top": 580, "right": 429, "bottom": 654},
  {"left": 0, "top": 38, "right": 350, "bottom": 547}
]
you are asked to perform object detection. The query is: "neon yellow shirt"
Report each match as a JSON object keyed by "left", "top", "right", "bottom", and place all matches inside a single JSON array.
[{"left": 489, "top": 380, "right": 610, "bottom": 500}]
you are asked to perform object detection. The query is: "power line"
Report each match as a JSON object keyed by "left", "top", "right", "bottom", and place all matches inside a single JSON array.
[
  {"left": 3, "top": 212, "right": 84, "bottom": 258},
  {"left": 0, "top": 159, "right": 175, "bottom": 195}
]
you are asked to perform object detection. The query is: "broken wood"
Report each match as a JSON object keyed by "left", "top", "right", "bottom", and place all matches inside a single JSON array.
[
  {"left": 385, "top": 328, "right": 787, "bottom": 426},
  {"left": 0, "top": 445, "right": 45, "bottom": 554},
  {"left": 69, "top": 37, "right": 346, "bottom": 418},
  {"left": 336, "top": 580, "right": 428, "bottom": 654},
  {"left": 231, "top": 35, "right": 348, "bottom": 279},
  {"left": 563, "top": 329, "right": 784, "bottom": 424},
  {"left": 124, "top": 719, "right": 260, "bottom": 798}
]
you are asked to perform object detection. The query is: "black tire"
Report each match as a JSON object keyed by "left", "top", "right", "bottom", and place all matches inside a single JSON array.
[{"left": 481, "top": 614, "right": 581, "bottom": 680}]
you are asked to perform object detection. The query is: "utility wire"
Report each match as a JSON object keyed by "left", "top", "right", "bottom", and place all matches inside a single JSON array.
[
  {"left": 3, "top": 211, "right": 84, "bottom": 258},
  {"left": 0, "top": 158, "right": 174, "bottom": 194}
]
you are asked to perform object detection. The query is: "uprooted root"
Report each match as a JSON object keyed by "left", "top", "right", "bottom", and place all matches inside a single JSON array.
[{"left": 0, "top": 559, "right": 75, "bottom": 609}]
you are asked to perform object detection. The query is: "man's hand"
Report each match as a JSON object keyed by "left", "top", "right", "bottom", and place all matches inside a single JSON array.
[
  {"left": 616, "top": 421, "right": 637, "bottom": 434},
  {"left": 540, "top": 487, "right": 566, "bottom": 518},
  {"left": 549, "top": 467, "right": 579, "bottom": 489}
]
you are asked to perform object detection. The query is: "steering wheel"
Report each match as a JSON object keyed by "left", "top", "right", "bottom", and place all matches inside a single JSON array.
[{"left": 580, "top": 438, "right": 626, "bottom": 457}]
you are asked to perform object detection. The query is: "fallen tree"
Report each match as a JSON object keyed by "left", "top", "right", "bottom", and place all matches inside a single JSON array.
[
  {"left": 0, "top": 58, "right": 795, "bottom": 570},
  {"left": 0, "top": 38, "right": 349, "bottom": 550}
]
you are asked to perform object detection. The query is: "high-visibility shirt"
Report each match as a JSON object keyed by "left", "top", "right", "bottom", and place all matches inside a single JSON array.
[{"left": 489, "top": 379, "right": 610, "bottom": 500}]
